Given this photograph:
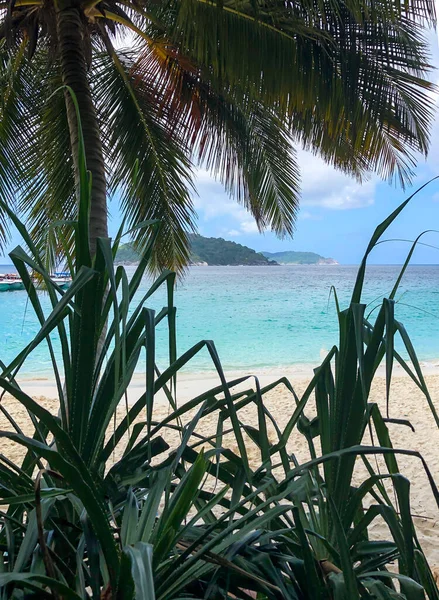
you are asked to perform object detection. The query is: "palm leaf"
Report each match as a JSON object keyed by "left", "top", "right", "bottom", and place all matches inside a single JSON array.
[
  {"left": 93, "top": 44, "right": 195, "bottom": 272},
  {"left": 17, "top": 60, "right": 76, "bottom": 270},
  {"left": 134, "top": 45, "right": 301, "bottom": 234},
  {"left": 156, "top": 0, "right": 436, "bottom": 186}
]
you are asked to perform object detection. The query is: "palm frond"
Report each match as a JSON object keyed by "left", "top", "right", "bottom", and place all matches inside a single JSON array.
[
  {"left": 17, "top": 60, "right": 77, "bottom": 269},
  {"left": 0, "top": 44, "right": 77, "bottom": 265},
  {"left": 0, "top": 41, "right": 31, "bottom": 249},
  {"left": 134, "top": 46, "right": 301, "bottom": 235},
  {"left": 240, "top": 108, "right": 301, "bottom": 235},
  {"left": 93, "top": 44, "right": 195, "bottom": 272},
  {"left": 150, "top": 0, "right": 436, "bottom": 186}
]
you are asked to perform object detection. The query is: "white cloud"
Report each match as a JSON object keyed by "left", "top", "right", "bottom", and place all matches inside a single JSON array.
[
  {"left": 297, "top": 149, "right": 377, "bottom": 210},
  {"left": 298, "top": 210, "right": 322, "bottom": 221},
  {"left": 192, "top": 172, "right": 249, "bottom": 222},
  {"left": 193, "top": 170, "right": 263, "bottom": 236},
  {"left": 193, "top": 169, "right": 218, "bottom": 185},
  {"left": 240, "top": 220, "right": 259, "bottom": 233},
  {"left": 193, "top": 150, "right": 377, "bottom": 231}
]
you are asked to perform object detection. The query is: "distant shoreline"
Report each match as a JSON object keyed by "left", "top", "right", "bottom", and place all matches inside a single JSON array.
[
  {"left": 112, "top": 262, "right": 439, "bottom": 268},
  {"left": 115, "top": 262, "right": 340, "bottom": 267},
  {"left": 4, "top": 262, "right": 439, "bottom": 268}
]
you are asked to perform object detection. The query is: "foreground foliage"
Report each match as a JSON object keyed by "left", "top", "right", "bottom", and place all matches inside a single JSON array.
[{"left": 0, "top": 137, "right": 438, "bottom": 597}]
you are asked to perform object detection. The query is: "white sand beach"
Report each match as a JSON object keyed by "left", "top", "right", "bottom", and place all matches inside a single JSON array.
[{"left": 2, "top": 366, "right": 439, "bottom": 568}]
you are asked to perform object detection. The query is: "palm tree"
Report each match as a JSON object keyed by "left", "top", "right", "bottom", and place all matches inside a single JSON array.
[{"left": 0, "top": 0, "right": 436, "bottom": 269}]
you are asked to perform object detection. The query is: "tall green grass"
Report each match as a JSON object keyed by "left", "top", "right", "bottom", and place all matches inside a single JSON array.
[{"left": 0, "top": 93, "right": 437, "bottom": 598}]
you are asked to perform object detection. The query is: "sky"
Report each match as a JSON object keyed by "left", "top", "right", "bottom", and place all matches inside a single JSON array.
[{"left": 2, "top": 26, "right": 439, "bottom": 265}]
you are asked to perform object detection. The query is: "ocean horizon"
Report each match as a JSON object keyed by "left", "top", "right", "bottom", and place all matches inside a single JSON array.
[{"left": 1, "top": 264, "right": 438, "bottom": 378}]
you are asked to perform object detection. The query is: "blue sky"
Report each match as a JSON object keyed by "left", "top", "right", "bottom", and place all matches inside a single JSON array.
[{"left": 3, "top": 30, "right": 439, "bottom": 266}]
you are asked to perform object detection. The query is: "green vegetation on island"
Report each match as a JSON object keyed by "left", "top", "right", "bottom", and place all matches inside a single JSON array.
[
  {"left": 114, "top": 242, "right": 141, "bottom": 264},
  {"left": 116, "top": 238, "right": 339, "bottom": 266},
  {"left": 190, "top": 235, "right": 276, "bottom": 265},
  {"left": 262, "top": 250, "right": 338, "bottom": 265},
  {"left": 116, "top": 235, "right": 277, "bottom": 266}
]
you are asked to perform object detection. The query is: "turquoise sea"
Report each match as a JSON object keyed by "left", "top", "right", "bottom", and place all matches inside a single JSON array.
[{"left": 1, "top": 264, "right": 439, "bottom": 377}]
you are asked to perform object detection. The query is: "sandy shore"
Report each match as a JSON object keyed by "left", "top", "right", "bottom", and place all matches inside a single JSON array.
[
  {"left": 18, "top": 357, "right": 439, "bottom": 402},
  {"left": 2, "top": 367, "right": 439, "bottom": 569}
]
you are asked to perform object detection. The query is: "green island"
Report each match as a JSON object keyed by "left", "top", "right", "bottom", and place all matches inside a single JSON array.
[
  {"left": 262, "top": 250, "right": 338, "bottom": 265},
  {"left": 116, "top": 235, "right": 338, "bottom": 266},
  {"left": 116, "top": 234, "right": 276, "bottom": 265}
]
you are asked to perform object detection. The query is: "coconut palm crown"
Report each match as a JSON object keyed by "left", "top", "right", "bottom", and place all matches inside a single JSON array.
[{"left": 0, "top": 0, "right": 437, "bottom": 269}]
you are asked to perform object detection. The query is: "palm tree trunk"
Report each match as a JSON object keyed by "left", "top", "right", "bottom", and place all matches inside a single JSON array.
[{"left": 55, "top": 1, "right": 108, "bottom": 254}]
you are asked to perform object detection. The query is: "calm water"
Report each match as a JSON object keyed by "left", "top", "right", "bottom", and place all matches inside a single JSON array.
[{"left": 1, "top": 264, "right": 439, "bottom": 376}]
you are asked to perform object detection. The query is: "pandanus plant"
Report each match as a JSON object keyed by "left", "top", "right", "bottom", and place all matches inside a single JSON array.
[{"left": 0, "top": 0, "right": 437, "bottom": 270}]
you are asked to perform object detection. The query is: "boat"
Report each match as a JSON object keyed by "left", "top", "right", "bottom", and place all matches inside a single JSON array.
[
  {"left": 32, "top": 273, "right": 72, "bottom": 290},
  {"left": 0, "top": 271, "right": 72, "bottom": 292},
  {"left": 0, "top": 274, "right": 24, "bottom": 291},
  {"left": 50, "top": 272, "right": 72, "bottom": 290}
]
